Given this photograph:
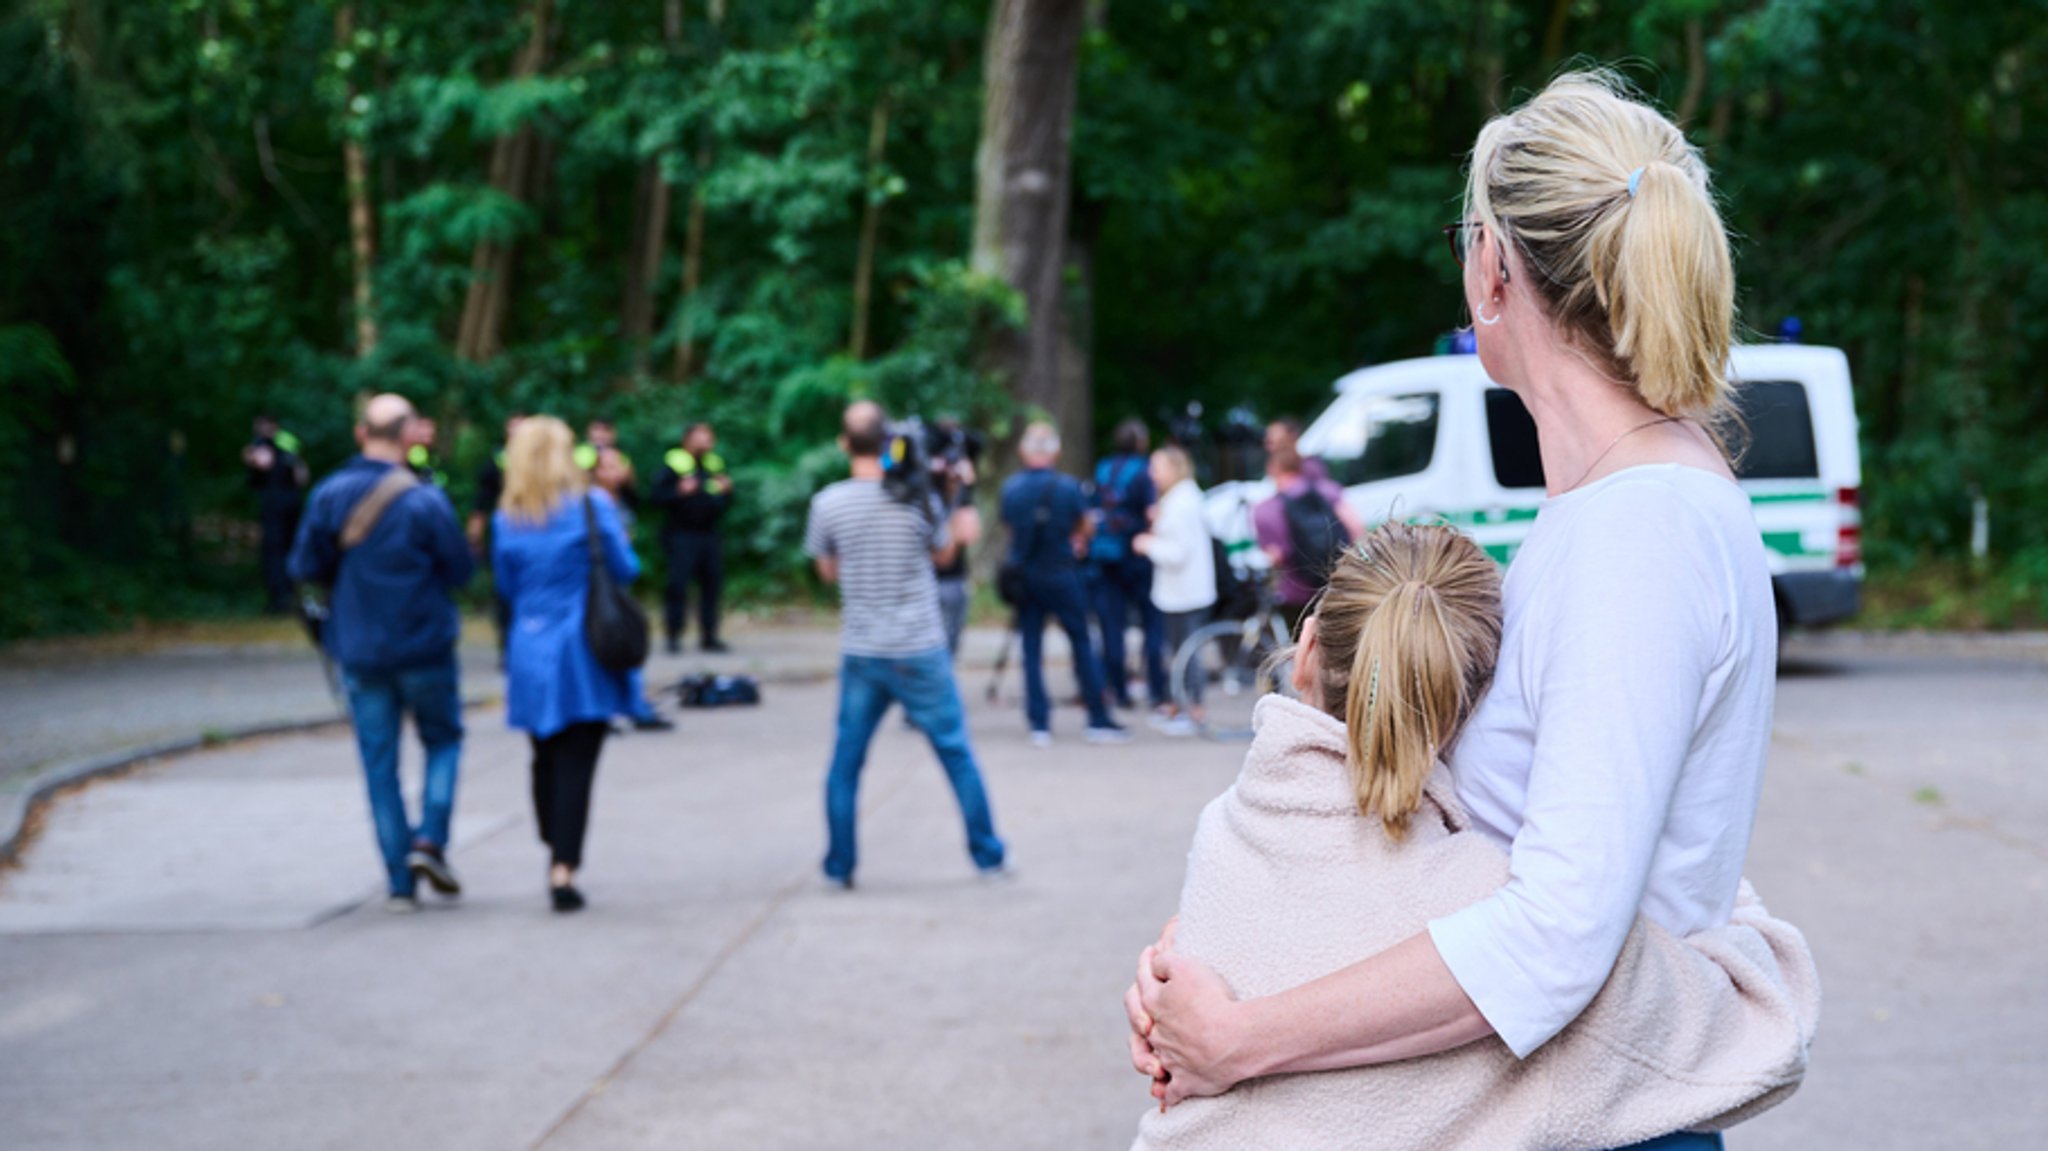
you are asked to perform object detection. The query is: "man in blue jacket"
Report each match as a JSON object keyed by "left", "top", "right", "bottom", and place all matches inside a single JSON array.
[{"left": 289, "top": 394, "right": 476, "bottom": 912}]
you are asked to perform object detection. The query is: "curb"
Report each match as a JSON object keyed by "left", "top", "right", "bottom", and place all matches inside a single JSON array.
[
  {"left": 0, "top": 714, "right": 353, "bottom": 866},
  {"left": 0, "top": 666, "right": 847, "bottom": 867}
]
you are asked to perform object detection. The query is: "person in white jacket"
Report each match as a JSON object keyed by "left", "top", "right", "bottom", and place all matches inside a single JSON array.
[
  {"left": 1132, "top": 446, "right": 1215, "bottom": 736},
  {"left": 1128, "top": 522, "right": 1816, "bottom": 1150}
]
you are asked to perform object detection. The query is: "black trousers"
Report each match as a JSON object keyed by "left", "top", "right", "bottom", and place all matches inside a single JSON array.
[
  {"left": 663, "top": 530, "right": 725, "bottom": 644},
  {"left": 530, "top": 722, "right": 608, "bottom": 869},
  {"left": 258, "top": 504, "right": 299, "bottom": 613}
]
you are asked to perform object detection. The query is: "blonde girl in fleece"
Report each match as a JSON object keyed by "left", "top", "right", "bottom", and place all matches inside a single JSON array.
[
  {"left": 1129, "top": 522, "right": 1816, "bottom": 1151},
  {"left": 1130, "top": 68, "right": 1806, "bottom": 1151}
]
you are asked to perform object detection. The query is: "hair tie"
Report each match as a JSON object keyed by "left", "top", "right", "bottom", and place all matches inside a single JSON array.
[{"left": 1626, "top": 166, "right": 1646, "bottom": 199}]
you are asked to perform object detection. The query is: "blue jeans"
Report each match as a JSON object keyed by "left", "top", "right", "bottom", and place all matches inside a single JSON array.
[
  {"left": 1612, "top": 1134, "right": 1725, "bottom": 1150},
  {"left": 1018, "top": 569, "right": 1115, "bottom": 732},
  {"left": 342, "top": 657, "right": 464, "bottom": 897},
  {"left": 824, "top": 648, "right": 1005, "bottom": 881},
  {"left": 1091, "top": 557, "right": 1166, "bottom": 707}
]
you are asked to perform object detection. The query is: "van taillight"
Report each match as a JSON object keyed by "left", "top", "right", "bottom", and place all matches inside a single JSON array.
[{"left": 1835, "top": 486, "right": 1862, "bottom": 569}]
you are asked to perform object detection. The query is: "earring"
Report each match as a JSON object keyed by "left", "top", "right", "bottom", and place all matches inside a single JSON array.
[{"left": 1476, "top": 302, "right": 1502, "bottom": 326}]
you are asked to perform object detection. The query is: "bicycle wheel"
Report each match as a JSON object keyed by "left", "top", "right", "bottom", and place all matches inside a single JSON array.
[{"left": 1172, "top": 614, "right": 1294, "bottom": 742}]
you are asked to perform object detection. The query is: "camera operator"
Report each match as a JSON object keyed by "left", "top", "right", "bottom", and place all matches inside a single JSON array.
[
  {"left": 805, "top": 401, "right": 1008, "bottom": 889},
  {"left": 926, "top": 420, "right": 984, "bottom": 657}
]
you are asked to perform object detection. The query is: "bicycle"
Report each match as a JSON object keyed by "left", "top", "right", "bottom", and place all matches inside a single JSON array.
[{"left": 1170, "top": 569, "right": 1296, "bottom": 742}]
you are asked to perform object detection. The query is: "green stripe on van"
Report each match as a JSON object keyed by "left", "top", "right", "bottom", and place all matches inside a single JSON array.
[
  {"left": 1749, "top": 491, "right": 1829, "bottom": 505},
  {"left": 1761, "top": 530, "right": 1830, "bottom": 558}
]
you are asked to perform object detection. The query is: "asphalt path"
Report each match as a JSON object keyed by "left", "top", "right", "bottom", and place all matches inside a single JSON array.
[{"left": 0, "top": 631, "right": 2042, "bottom": 1148}]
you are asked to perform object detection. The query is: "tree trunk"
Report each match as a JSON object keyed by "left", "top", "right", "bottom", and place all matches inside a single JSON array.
[
  {"left": 1675, "top": 18, "right": 1707, "bottom": 127},
  {"left": 970, "top": 0, "right": 1087, "bottom": 462},
  {"left": 1055, "top": 215, "right": 1095, "bottom": 474},
  {"left": 623, "top": 1, "right": 687, "bottom": 376},
  {"left": 671, "top": 0, "right": 726, "bottom": 385},
  {"left": 337, "top": 5, "right": 379, "bottom": 358},
  {"left": 455, "top": 0, "right": 554, "bottom": 364},
  {"left": 849, "top": 96, "right": 892, "bottom": 361}
]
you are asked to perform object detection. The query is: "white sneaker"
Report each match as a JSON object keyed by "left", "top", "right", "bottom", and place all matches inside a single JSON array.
[
  {"left": 1158, "top": 715, "right": 1198, "bottom": 737},
  {"left": 1029, "top": 730, "right": 1054, "bottom": 748},
  {"left": 384, "top": 895, "right": 420, "bottom": 914},
  {"left": 1085, "top": 724, "right": 1132, "bottom": 745},
  {"left": 978, "top": 861, "right": 1018, "bottom": 884},
  {"left": 1146, "top": 710, "right": 1177, "bottom": 733}
]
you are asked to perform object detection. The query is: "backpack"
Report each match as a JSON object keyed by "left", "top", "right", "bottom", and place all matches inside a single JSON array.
[
  {"left": 1087, "top": 456, "right": 1147, "bottom": 564},
  {"left": 1282, "top": 483, "right": 1352, "bottom": 591}
]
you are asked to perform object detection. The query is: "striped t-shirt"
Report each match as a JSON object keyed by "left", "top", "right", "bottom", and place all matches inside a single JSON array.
[{"left": 804, "top": 478, "right": 950, "bottom": 657}]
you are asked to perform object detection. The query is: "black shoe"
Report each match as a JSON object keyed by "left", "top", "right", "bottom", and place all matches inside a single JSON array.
[
  {"left": 701, "top": 639, "right": 731, "bottom": 654},
  {"left": 550, "top": 883, "right": 586, "bottom": 913},
  {"left": 406, "top": 844, "right": 462, "bottom": 896},
  {"left": 632, "top": 714, "right": 676, "bottom": 732},
  {"left": 664, "top": 636, "right": 681, "bottom": 656}
]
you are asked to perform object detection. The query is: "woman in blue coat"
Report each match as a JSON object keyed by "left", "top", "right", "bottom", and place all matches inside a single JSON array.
[{"left": 493, "top": 416, "right": 642, "bottom": 911}]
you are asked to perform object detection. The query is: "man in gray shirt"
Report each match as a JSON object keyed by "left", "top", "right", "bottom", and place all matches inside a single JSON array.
[{"left": 804, "top": 401, "right": 1007, "bottom": 889}]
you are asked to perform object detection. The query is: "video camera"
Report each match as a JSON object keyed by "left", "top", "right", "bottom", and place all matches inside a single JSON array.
[{"left": 879, "top": 417, "right": 985, "bottom": 516}]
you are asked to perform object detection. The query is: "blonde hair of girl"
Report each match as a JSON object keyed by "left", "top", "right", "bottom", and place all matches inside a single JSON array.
[
  {"left": 1307, "top": 522, "right": 1503, "bottom": 842},
  {"left": 1466, "top": 70, "right": 1736, "bottom": 427},
  {"left": 501, "top": 415, "right": 585, "bottom": 526},
  {"left": 1152, "top": 444, "right": 1193, "bottom": 488}
]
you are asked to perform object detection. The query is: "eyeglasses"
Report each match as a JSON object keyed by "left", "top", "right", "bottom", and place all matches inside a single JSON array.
[
  {"left": 1441, "top": 220, "right": 1510, "bottom": 282},
  {"left": 1442, "top": 221, "right": 1477, "bottom": 268}
]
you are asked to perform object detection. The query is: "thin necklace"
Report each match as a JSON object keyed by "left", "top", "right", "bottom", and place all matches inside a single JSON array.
[{"left": 1565, "top": 416, "right": 1683, "bottom": 492}]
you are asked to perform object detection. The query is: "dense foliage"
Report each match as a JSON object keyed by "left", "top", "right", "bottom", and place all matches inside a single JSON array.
[{"left": 3, "top": 0, "right": 2044, "bottom": 637}]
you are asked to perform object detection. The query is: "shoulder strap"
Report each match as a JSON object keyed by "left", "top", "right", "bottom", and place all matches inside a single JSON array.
[{"left": 340, "top": 468, "right": 419, "bottom": 551}]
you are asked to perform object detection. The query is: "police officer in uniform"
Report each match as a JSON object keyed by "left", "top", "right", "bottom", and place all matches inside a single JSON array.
[
  {"left": 243, "top": 413, "right": 309, "bottom": 614},
  {"left": 650, "top": 422, "right": 732, "bottom": 654},
  {"left": 403, "top": 416, "right": 448, "bottom": 488}
]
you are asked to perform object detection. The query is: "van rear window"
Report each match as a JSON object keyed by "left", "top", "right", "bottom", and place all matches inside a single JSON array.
[
  {"left": 1326, "top": 392, "right": 1441, "bottom": 486},
  {"left": 1485, "top": 388, "right": 1545, "bottom": 489},
  {"left": 1730, "top": 380, "right": 1819, "bottom": 479}
]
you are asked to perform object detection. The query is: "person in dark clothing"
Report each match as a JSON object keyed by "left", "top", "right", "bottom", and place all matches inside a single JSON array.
[
  {"left": 403, "top": 416, "right": 448, "bottom": 488},
  {"left": 999, "top": 422, "right": 1129, "bottom": 746},
  {"left": 468, "top": 413, "right": 525, "bottom": 661},
  {"left": 650, "top": 422, "right": 733, "bottom": 654},
  {"left": 288, "top": 394, "right": 475, "bottom": 913},
  {"left": 243, "top": 414, "right": 309, "bottom": 615},
  {"left": 1088, "top": 418, "right": 1167, "bottom": 711}
]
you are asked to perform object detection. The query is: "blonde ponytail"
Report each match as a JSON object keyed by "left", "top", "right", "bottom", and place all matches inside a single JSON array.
[
  {"left": 1309, "top": 523, "right": 1503, "bottom": 841},
  {"left": 1466, "top": 71, "right": 1737, "bottom": 427}
]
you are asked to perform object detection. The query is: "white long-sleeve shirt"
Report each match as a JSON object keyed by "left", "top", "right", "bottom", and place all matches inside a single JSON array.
[
  {"left": 1427, "top": 464, "right": 1778, "bottom": 1058},
  {"left": 1146, "top": 478, "right": 1217, "bottom": 613}
]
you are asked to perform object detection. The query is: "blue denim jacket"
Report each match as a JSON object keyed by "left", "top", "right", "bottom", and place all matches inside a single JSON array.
[{"left": 288, "top": 457, "right": 474, "bottom": 673}]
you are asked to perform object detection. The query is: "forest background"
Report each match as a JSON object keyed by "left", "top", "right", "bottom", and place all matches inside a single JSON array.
[{"left": 2, "top": 0, "right": 2043, "bottom": 639}]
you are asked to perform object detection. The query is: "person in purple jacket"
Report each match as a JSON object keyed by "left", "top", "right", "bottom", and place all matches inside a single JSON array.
[
  {"left": 289, "top": 393, "right": 474, "bottom": 913},
  {"left": 492, "top": 416, "right": 642, "bottom": 913}
]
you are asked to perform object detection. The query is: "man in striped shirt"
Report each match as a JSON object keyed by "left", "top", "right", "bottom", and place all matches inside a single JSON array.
[{"left": 804, "top": 401, "right": 1008, "bottom": 889}]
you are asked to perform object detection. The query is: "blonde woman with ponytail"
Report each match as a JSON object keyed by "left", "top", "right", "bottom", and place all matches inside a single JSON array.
[{"left": 1129, "top": 72, "right": 1813, "bottom": 1151}]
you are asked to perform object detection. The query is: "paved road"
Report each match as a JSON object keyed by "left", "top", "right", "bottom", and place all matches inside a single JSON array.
[{"left": 1, "top": 633, "right": 2044, "bottom": 1148}]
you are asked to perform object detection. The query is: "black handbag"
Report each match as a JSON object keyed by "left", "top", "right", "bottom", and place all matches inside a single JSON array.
[{"left": 582, "top": 495, "right": 650, "bottom": 671}]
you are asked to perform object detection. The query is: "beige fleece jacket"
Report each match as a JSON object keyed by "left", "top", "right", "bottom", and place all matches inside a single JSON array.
[{"left": 1133, "top": 695, "right": 1820, "bottom": 1151}]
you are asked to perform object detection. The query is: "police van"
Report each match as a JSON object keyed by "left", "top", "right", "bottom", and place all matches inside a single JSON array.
[{"left": 1208, "top": 344, "right": 1863, "bottom": 632}]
